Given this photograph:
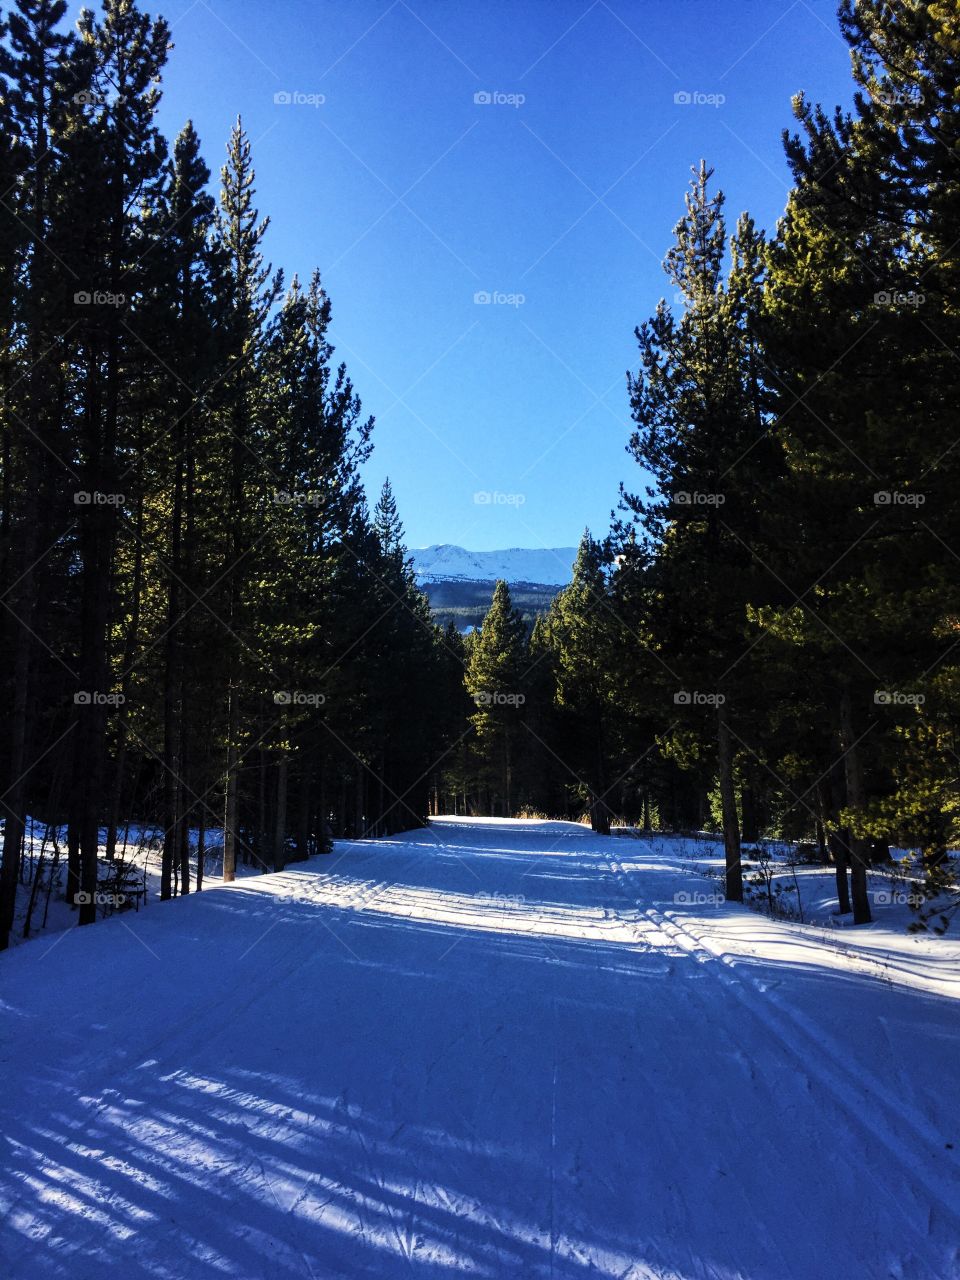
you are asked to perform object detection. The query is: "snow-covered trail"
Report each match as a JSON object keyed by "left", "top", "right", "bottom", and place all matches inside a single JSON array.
[{"left": 1, "top": 818, "right": 959, "bottom": 1280}]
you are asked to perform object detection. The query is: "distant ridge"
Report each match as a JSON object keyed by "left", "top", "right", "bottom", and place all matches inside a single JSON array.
[{"left": 411, "top": 544, "right": 577, "bottom": 588}]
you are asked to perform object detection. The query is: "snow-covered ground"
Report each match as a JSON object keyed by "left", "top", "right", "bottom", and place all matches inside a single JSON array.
[
  {"left": 1, "top": 817, "right": 958, "bottom": 1279},
  {"left": 5, "top": 819, "right": 260, "bottom": 950},
  {"left": 612, "top": 826, "right": 957, "bottom": 937}
]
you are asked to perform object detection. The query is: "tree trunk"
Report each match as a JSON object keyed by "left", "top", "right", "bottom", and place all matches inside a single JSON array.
[
  {"left": 273, "top": 755, "right": 288, "bottom": 872},
  {"left": 223, "top": 687, "right": 239, "bottom": 882},
  {"left": 0, "top": 335, "right": 44, "bottom": 944},
  {"left": 0, "top": 71, "right": 50, "bottom": 949},
  {"left": 105, "top": 742, "right": 127, "bottom": 864},
  {"left": 740, "top": 778, "right": 759, "bottom": 843},
  {"left": 816, "top": 818, "right": 828, "bottom": 864},
  {"left": 0, "top": 502, "right": 37, "bottom": 948},
  {"left": 504, "top": 732, "right": 512, "bottom": 817},
  {"left": 589, "top": 723, "right": 611, "bottom": 835},
  {"left": 107, "top": 449, "right": 145, "bottom": 864},
  {"left": 830, "top": 828, "right": 852, "bottom": 914},
  {"left": 196, "top": 807, "right": 206, "bottom": 892},
  {"left": 839, "top": 689, "right": 871, "bottom": 924},
  {"left": 161, "top": 451, "right": 184, "bottom": 897},
  {"left": 178, "top": 778, "right": 190, "bottom": 897},
  {"left": 293, "top": 758, "right": 310, "bottom": 862},
  {"left": 66, "top": 798, "right": 81, "bottom": 908},
  {"left": 717, "top": 699, "right": 743, "bottom": 902},
  {"left": 258, "top": 741, "right": 267, "bottom": 867},
  {"left": 815, "top": 782, "right": 830, "bottom": 863},
  {"left": 589, "top": 793, "right": 611, "bottom": 835},
  {"left": 76, "top": 490, "right": 112, "bottom": 927}
]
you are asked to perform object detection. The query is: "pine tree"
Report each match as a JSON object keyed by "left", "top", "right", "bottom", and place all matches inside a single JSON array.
[
  {"left": 259, "top": 267, "right": 374, "bottom": 851},
  {"left": 622, "top": 163, "right": 778, "bottom": 902},
  {"left": 139, "top": 119, "right": 226, "bottom": 897},
  {"left": 216, "top": 117, "right": 282, "bottom": 881},
  {"left": 758, "top": 0, "right": 960, "bottom": 920},
  {"left": 433, "top": 621, "right": 474, "bottom": 816},
  {"left": 466, "top": 580, "right": 528, "bottom": 815},
  {"left": 373, "top": 477, "right": 404, "bottom": 564},
  {"left": 0, "top": 0, "right": 74, "bottom": 948},
  {"left": 329, "top": 479, "right": 452, "bottom": 836},
  {"left": 543, "top": 531, "right": 616, "bottom": 833},
  {"left": 0, "top": 0, "right": 463, "bottom": 942},
  {"left": 62, "top": 0, "right": 171, "bottom": 924},
  {"left": 0, "top": 5, "right": 17, "bottom": 617}
]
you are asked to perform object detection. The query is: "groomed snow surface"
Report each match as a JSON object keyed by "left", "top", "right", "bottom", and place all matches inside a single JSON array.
[{"left": 1, "top": 818, "right": 959, "bottom": 1280}]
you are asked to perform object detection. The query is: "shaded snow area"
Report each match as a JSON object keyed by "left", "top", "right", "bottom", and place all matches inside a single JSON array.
[
  {"left": 612, "top": 827, "right": 959, "bottom": 940},
  {"left": 5, "top": 819, "right": 259, "bottom": 950},
  {"left": 1, "top": 817, "right": 959, "bottom": 1279}
]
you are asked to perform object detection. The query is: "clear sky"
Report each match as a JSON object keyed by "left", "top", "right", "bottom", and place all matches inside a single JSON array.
[{"left": 153, "top": 0, "right": 856, "bottom": 551}]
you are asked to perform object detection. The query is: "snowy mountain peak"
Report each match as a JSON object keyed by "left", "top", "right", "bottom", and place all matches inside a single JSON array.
[{"left": 411, "top": 544, "right": 577, "bottom": 586}]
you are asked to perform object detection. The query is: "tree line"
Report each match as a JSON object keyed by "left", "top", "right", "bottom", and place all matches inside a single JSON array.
[
  {"left": 439, "top": 0, "right": 960, "bottom": 929},
  {"left": 2, "top": 0, "right": 957, "bottom": 945},
  {"left": 0, "top": 0, "right": 464, "bottom": 948}
]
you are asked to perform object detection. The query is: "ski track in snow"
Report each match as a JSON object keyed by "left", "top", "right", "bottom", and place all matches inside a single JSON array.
[{"left": 1, "top": 818, "right": 959, "bottom": 1280}]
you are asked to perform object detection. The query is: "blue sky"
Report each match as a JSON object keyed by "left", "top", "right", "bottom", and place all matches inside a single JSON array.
[{"left": 154, "top": 0, "right": 855, "bottom": 551}]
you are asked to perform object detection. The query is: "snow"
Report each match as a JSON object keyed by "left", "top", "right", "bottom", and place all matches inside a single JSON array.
[
  {"left": 612, "top": 827, "right": 958, "bottom": 941},
  {"left": 2, "top": 817, "right": 959, "bottom": 1279},
  {"left": 411, "top": 544, "right": 577, "bottom": 586},
  {"left": 6, "top": 819, "right": 261, "bottom": 950}
]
